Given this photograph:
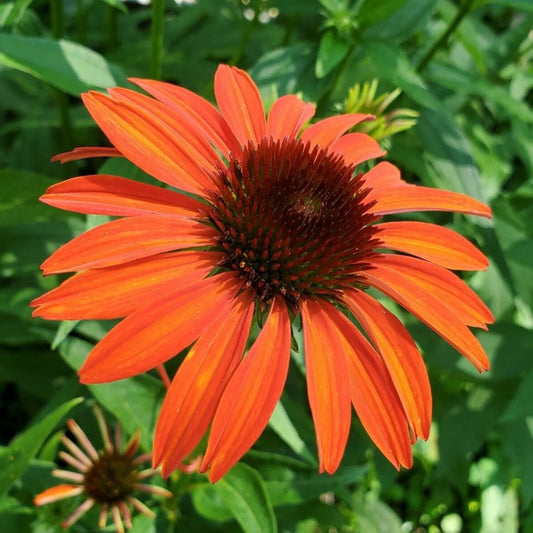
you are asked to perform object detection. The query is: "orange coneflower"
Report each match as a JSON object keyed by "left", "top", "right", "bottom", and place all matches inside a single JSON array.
[
  {"left": 34, "top": 405, "right": 172, "bottom": 531},
  {"left": 32, "top": 65, "right": 493, "bottom": 483}
]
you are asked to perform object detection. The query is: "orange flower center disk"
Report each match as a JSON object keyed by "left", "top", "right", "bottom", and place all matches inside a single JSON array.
[
  {"left": 207, "top": 137, "right": 381, "bottom": 306},
  {"left": 83, "top": 452, "right": 138, "bottom": 504}
]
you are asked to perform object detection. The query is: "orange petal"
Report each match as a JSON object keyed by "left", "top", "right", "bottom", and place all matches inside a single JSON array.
[
  {"left": 301, "top": 299, "right": 351, "bottom": 474},
  {"left": 266, "top": 95, "right": 316, "bottom": 141},
  {"left": 214, "top": 65, "right": 266, "bottom": 146},
  {"left": 82, "top": 92, "right": 212, "bottom": 195},
  {"left": 300, "top": 114, "right": 374, "bottom": 150},
  {"left": 130, "top": 78, "right": 242, "bottom": 158},
  {"left": 51, "top": 147, "right": 122, "bottom": 164},
  {"left": 108, "top": 87, "right": 223, "bottom": 174},
  {"left": 360, "top": 161, "right": 403, "bottom": 189},
  {"left": 200, "top": 296, "right": 291, "bottom": 483},
  {"left": 375, "top": 221, "right": 489, "bottom": 271},
  {"left": 372, "top": 254, "right": 494, "bottom": 327},
  {"left": 79, "top": 272, "right": 241, "bottom": 383},
  {"left": 342, "top": 288, "right": 432, "bottom": 440},
  {"left": 324, "top": 304, "right": 413, "bottom": 469},
  {"left": 363, "top": 258, "right": 490, "bottom": 371},
  {"left": 329, "top": 132, "right": 386, "bottom": 167},
  {"left": 40, "top": 175, "right": 203, "bottom": 217},
  {"left": 34, "top": 485, "right": 84, "bottom": 506},
  {"left": 155, "top": 291, "right": 255, "bottom": 475},
  {"left": 40, "top": 215, "right": 217, "bottom": 275},
  {"left": 32, "top": 251, "right": 220, "bottom": 320},
  {"left": 367, "top": 184, "right": 492, "bottom": 218}
]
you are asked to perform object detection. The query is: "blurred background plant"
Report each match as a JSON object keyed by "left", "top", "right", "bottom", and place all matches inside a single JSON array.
[{"left": 1, "top": 0, "right": 532, "bottom": 532}]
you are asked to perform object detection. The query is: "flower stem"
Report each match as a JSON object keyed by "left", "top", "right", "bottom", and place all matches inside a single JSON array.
[
  {"left": 416, "top": 0, "right": 476, "bottom": 72},
  {"left": 150, "top": 0, "right": 165, "bottom": 79},
  {"left": 50, "top": 0, "right": 73, "bottom": 157},
  {"left": 50, "top": 0, "right": 63, "bottom": 39}
]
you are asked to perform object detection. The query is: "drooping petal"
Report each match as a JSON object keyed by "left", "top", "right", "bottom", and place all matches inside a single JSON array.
[
  {"left": 130, "top": 78, "right": 242, "bottom": 158},
  {"left": 266, "top": 95, "right": 316, "bottom": 141},
  {"left": 79, "top": 272, "right": 241, "bottom": 383},
  {"left": 300, "top": 114, "right": 373, "bottom": 150},
  {"left": 342, "top": 288, "right": 431, "bottom": 440},
  {"left": 40, "top": 175, "right": 203, "bottom": 217},
  {"left": 301, "top": 299, "right": 351, "bottom": 474},
  {"left": 155, "top": 291, "right": 255, "bottom": 475},
  {"left": 107, "top": 87, "right": 223, "bottom": 173},
  {"left": 32, "top": 251, "right": 220, "bottom": 320},
  {"left": 375, "top": 221, "right": 489, "bottom": 271},
  {"left": 34, "top": 485, "right": 84, "bottom": 505},
  {"left": 371, "top": 254, "right": 494, "bottom": 327},
  {"left": 81, "top": 92, "right": 213, "bottom": 195},
  {"left": 200, "top": 296, "right": 291, "bottom": 483},
  {"left": 367, "top": 184, "right": 492, "bottom": 218},
  {"left": 328, "top": 132, "right": 386, "bottom": 167},
  {"left": 40, "top": 215, "right": 217, "bottom": 275},
  {"left": 214, "top": 65, "right": 266, "bottom": 146},
  {"left": 363, "top": 258, "right": 491, "bottom": 371},
  {"left": 324, "top": 304, "right": 413, "bottom": 469},
  {"left": 51, "top": 147, "right": 122, "bottom": 164}
]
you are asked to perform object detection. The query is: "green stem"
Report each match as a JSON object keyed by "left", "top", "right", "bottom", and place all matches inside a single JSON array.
[
  {"left": 50, "top": 0, "right": 63, "bottom": 39},
  {"left": 106, "top": 4, "right": 119, "bottom": 51},
  {"left": 416, "top": 0, "right": 476, "bottom": 72},
  {"left": 50, "top": 0, "right": 73, "bottom": 157},
  {"left": 150, "top": 0, "right": 165, "bottom": 79}
]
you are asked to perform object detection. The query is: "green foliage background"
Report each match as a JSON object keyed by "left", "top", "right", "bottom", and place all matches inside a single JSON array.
[{"left": 1, "top": 0, "right": 532, "bottom": 531}]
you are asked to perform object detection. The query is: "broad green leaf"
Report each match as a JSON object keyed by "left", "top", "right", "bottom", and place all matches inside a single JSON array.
[
  {"left": 269, "top": 401, "right": 316, "bottom": 464},
  {"left": 357, "top": 0, "right": 408, "bottom": 27},
  {"left": 351, "top": 496, "right": 403, "bottom": 533},
  {"left": 58, "top": 336, "right": 165, "bottom": 450},
  {"left": 476, "top": 0, "right": 533, "bottom": 11},
  {"left": 359, "top": 40, "right": 442, "bottom": 110},
  {"left": 416, "top": 108, "right": 488, "bottom": 203},
  {"left": 315, "top": 30, "right": 350, "bottom": 78},
  {"left": 0, "top": 397, "right": 82, "bottom": 498},
  {"left": 0, "top": 34, "right": 127, "bottom": 96},
  {"left": 361, "top": 0, "right": 437, "bottom": 42},
  {"left": 194, "top": 464, "right": 276, "bottom": 532},
  {"left": 98, "top": 0, "right": 128, "bottom": 14},
  {"left": 501, "top": 366, "right": 533, "bottom": 422},
  {"left": 214, "top": 463, "right": 276, "bottom": 533},
  {"left": 265, "top": 465, "right": 367, "bottom": 506}
]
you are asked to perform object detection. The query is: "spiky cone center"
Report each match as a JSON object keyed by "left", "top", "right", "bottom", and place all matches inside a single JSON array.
[
  {"left": 206, "top": 137, "right": 381, "bottom": 307},
  {"left": 83, "top": 451, "right": 138, "bottom": 505}
]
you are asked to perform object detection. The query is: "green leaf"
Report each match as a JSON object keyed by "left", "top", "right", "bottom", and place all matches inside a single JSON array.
[
  {"left": 476, "top": 0, "right": 533, "bottom": 11},
  {"left": 416, "top": 108, "right": 488, "bottom": 203},
  {"left": 194, "top": 464, "right": 276, "bottom": 533},
  {"left": 357, "top": 0, "right": 408, "bottom": 27},
  {"left": 0, "top": 397, "right": 82, "bottom": 498},
  {"left": 361, "top": 0, "right": 437, "bottom": 42},
  {"left": 359, "top": 40, "right": 442, "bottom": 110},
  {"left": 265, "top": 465, "right": 367, "bottom": 506},
  {"left": 268, "top": 401, "right": 316, "bottom": 464},
  {"left": 315, "top": 30, "right": 350, "bottom": 78},
  {"left": 501, "top": 366, "right": 533, "bottom": 422},
  {"left": 351, "top": 496, "right": 403, "bottom": 533},
  {"left": 0, "top": 34, "right": 128, "bottom": 96},
  {"left": 0, "top": 0, "right": 34, "bottom": 28},
  {"left": 214, "top": 464, "right": 277, "bottom": 533}
]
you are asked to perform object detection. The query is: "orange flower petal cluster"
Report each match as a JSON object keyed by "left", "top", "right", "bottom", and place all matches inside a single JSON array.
[{"left": 32, "top": 65, "right": 493, "bottom": 482}]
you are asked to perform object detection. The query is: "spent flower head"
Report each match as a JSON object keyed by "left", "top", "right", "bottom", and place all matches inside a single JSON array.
[{"left": 34, "top": 405, "right": 172, "bottom": 531}]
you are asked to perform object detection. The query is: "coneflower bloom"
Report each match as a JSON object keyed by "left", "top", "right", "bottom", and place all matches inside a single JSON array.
[
  {"left": 32, "top": 65, "right": 493, "bottom": 483},
  {"left": 34, "top": 405, "right": 172, "bottom": 531}
]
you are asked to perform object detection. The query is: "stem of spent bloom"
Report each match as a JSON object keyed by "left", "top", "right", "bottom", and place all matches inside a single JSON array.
[
  {"left": 150, "top": 0, "right": 165, "bottom": 80},
  {"left": 416, "top": 0, "right": 476, "bottom": 72}
]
